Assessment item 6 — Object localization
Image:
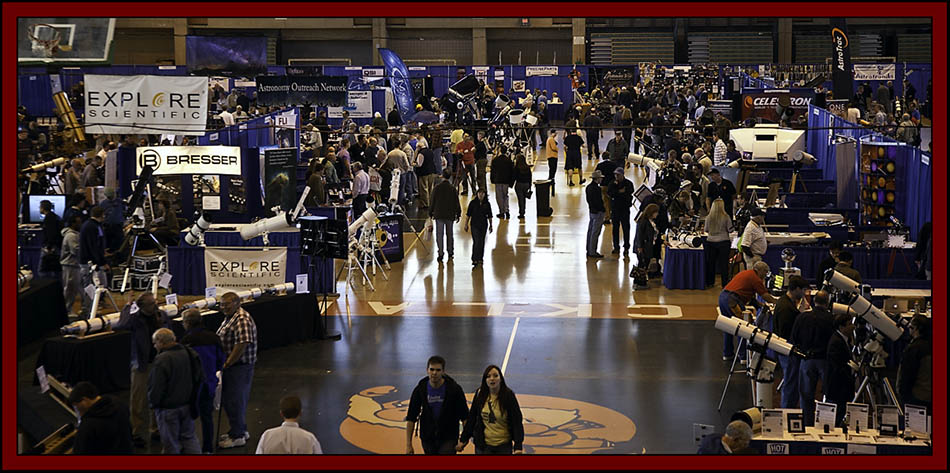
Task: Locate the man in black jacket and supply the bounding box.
[430,171,462,263]
[825,314,856,427]
[78,206,110,318]
[607,168,634,256]
[789,290,834,426]
[489,149,514,220]
[68,381,134,455]
[586,170,606,258]
[405,356,469,455]
[148,328,203,454]
[772,275,810,408]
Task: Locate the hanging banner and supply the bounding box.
[741,89,814,122]
[209,76,231,92]
[329,90,373,118]
[255,76,347,107]
[829,18,854,103]
[706,100,734,121]
[286,65,323,76]
[853,64,896,81]
[526,66,558,77]
[473,66,490,84]
[84,74,208,135]
[262,147,298,212]
[136,146,241,176]
[378,48,414,124]
[205,247,287,292]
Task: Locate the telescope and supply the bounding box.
[791,150,816,165]
[389,169,401,205]
[20,157,67,174]
[239,186,311,241]
[626,153,663,171]
[126,165,155,218]
[182,296,218,311]
[184,212,213,246]
[60,304,178,337]
[715,314,805,359]
[823,269,904,341]
[264,282,296,295]
[349,207,379,238]
[52,90,86,143]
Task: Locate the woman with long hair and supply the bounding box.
[703,198,733,287]
[512,154,532,220]
[457,365,525,454]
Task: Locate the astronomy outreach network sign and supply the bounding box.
[136,146,242,176]
[84,74,208,135]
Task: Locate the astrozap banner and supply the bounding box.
[378,48,414,124]
[136,146,241,176]
[255,76,347,107]
[205,247,286,292]
[84,75,208,135]
[830,18,854,103]
[262,147,298,212]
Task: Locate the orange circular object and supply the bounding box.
[877,207,887,217]
[877,147,885,158]
[877,177,886,188]
[886,161,896,173]
[886,191,895,203]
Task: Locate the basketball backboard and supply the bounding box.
[17,18,115,64]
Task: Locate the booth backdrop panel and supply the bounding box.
[764,208,859,226]
[18,278,69,345]
[663,248,706,290]
[763,245,918,282]
[18,74,55,117]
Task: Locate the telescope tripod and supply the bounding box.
[87,267,119,319]
[391,203,430,255]
[851,342,903,418]
[117,226,166,293]
[717,308,778,411]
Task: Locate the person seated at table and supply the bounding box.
[148,199,180,247]
[696,420,755,455]
[833,251,861,283]
[815,240,843,287]
[668,188,695,230]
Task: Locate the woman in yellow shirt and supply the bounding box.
[457,365,525,454]
[545,130,560,196]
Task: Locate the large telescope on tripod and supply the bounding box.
[823,269,904,341]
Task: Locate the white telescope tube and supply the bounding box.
[61,304,179,336]
[845,294,904,341]
[183,297,217,310]
[389,169,402,205]
[714,314,800,357]
[264,282,296,294]
[184,213,213,246]
[349,208,378,238]
[21,157,68,173]
[823,269,861,294]
[240,212,294,240]
[627,153,663,171]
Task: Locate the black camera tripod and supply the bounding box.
[116,222,166,293]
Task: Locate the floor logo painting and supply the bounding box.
[340,386,637,454]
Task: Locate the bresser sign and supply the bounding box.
[136,146,242,176]
[84,75,208,135]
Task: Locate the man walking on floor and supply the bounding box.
[405,356,469,455]
[430,171,462,263]
[586,170,606,258]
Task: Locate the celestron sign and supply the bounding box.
[84,75,208,135]
[136,146,242,176]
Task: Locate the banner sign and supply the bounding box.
[209,76,230,92]
[255,76,347,107]
[830,18,854,102]
[262,147,298,212]
[286,65,323,76]
[827,99,849,117]
[136,146,241,176]
[741,88,814,122]
[84,75,208,135]
[526,66,558,77]
[205,247,287,292]
[707,99,734,121]
[362,68,385,83]
[378,48,414,124]
[329,90,373,118]
[599,67,636,87]
[853,63,896,81]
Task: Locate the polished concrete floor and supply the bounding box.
[19,131,757,455]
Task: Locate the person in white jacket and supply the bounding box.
[60,215,83,316]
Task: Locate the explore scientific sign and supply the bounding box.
[205,247,287,291]
[255,76,347,107]
[136,146,242,176]
[84,74,208,135]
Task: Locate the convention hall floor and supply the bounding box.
[18,132,761,455]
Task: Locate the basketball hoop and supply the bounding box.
[28,24,71,58]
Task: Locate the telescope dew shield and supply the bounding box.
[824,269,861,295]
[845,293,904,341]
[52,91,86,143]
[714,314,795,357]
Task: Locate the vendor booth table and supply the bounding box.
[18,279,69,345]
[35,293,319,394]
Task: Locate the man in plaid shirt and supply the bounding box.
[216,292,258,449]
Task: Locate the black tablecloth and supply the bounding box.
[18,278,69,345]
[35,331,131,393]
[171,293,319,351]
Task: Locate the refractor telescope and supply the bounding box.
[60,304,178,337]
[823,269,904,341]
[20,157,67,174]
[715,314,805,359]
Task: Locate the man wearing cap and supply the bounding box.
[740,208,767,269]
[586,170,606,258]
[607,168,635,256]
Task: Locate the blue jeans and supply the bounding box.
[799,358,826,426]
[777,354,800,408]
[222,363,254,439]
[718,291,746,361]
[155,405,201,454]
[587,212,605,255]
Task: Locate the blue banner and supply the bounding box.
[378,48,414,124]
